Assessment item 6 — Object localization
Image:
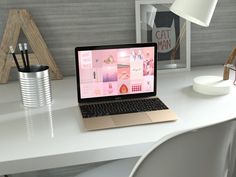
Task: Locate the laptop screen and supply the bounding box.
[75,43,157,102]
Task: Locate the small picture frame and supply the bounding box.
[135,0,191,72]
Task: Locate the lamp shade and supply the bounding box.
[170,0,218,27]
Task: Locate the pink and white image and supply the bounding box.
[78,46,155,99]
[142,75,154,92]
[79,51,92,69]
[80,83,103,98]
[117,50,130,65]
[118,67,130,80]
[103,82,118,95]
[118,80,130,94]
[130,60,143,81]
[102,66,117,82]
[131,83,142,92]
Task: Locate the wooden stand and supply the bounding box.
[0,9,63,83]
[223,47,236,80]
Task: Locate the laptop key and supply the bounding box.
[80,98,168,118]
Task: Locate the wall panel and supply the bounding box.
[0,0,235,77]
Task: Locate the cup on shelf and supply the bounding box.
[18,65,52,108]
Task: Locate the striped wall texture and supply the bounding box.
[0,0,236,78]
[0,0,136,79]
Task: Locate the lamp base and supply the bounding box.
[193,76,231,95]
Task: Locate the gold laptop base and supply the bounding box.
[83,109,177,131]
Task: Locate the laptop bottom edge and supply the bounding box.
[83,109,177,131]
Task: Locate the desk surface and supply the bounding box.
[1,65,236,175]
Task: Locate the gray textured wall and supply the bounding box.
[192,0,236,66]
[0,0,236,78]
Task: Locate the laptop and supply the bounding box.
[75,43,177,130]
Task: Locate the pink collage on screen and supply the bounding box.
[79,47,155,99]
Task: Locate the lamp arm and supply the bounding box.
[171,22,186,60]
[223,47,236,80]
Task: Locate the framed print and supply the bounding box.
[135,0,191,72]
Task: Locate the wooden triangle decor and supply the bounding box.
[0,9,63,83]
[223,47,236,80]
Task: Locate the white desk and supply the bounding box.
[0,65,236,175]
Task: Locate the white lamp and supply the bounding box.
[170,0,233,95]
[170,0,218,27]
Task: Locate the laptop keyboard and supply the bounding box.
[80,98,168,118]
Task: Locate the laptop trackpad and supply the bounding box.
[83,116,115,130]
[112,113,151,127]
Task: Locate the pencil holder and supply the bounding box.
[18,65,52,108]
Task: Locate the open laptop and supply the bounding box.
[75,43,177,130]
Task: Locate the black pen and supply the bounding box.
[24,43,30,72]
[18,43,27,71]
[9,46,21,71]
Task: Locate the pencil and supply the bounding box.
[18,43,27,71]
[9,46,21,71]
[24,43,30,71]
